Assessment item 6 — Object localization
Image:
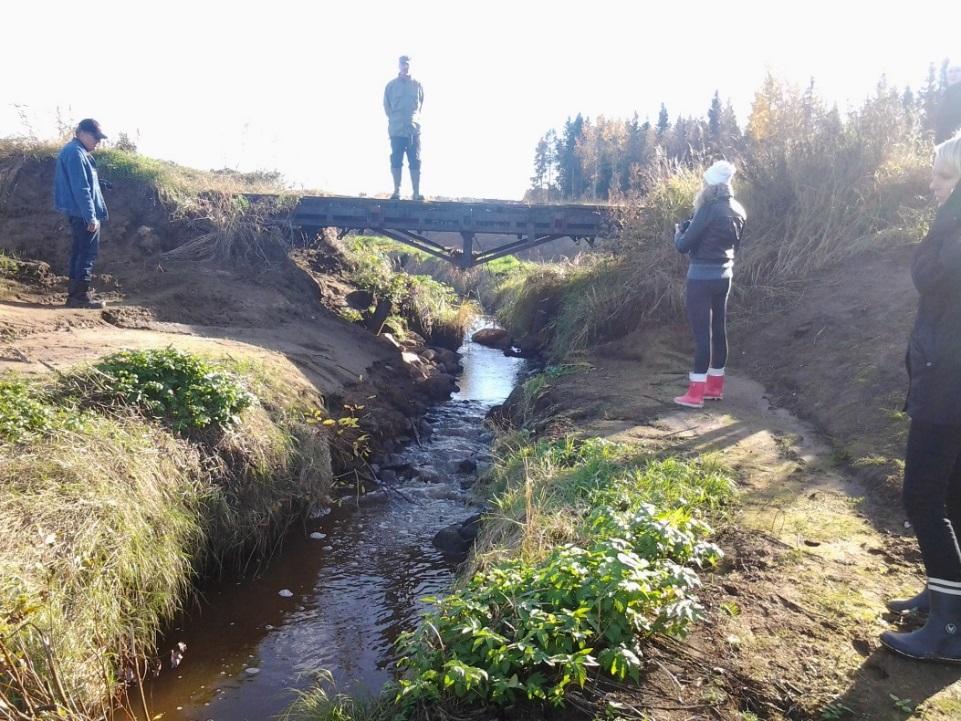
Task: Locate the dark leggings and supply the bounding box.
[903,419,961,582]
[685,277,731,374]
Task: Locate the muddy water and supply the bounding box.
[141,321,526,721]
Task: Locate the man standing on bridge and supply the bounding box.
[384,54,424,200]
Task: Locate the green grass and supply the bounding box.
[0,378,84,443]
[0,138,288,200]
[339,236,477,349]
[66,347,255,435]
[0,349,334,718]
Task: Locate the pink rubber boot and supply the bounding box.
[704,368,725,400]
[674,374,707,408]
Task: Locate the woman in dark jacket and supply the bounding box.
[881,134,961,663]
[673,161,747,408]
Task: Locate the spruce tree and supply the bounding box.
[656,103,670,138]
[708,91,723,148]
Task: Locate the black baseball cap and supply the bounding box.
[77,118,107,140]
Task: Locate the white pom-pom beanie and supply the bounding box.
[704,160,737,186]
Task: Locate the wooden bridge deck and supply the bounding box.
[282,195,620,268]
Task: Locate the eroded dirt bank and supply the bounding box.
[497,323,960,720]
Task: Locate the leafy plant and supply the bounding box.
[890,694,914,714]
[392,443,727,711]
[79,347,254,433]
[0,379,80,443]
[821,701,854,720]
[307,404,371,462]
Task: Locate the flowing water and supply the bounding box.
[141,321,526,721]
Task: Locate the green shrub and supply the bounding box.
[79,347,254,433]
[0,380,79,443]
[392,438,731,711]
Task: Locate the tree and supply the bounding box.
[707,91,723,149]
[656,103,670,138]
[555,115,587,200]
[619,113,648,193]
[720,101,742,150]
[920,62,940,133]
[531,135,551,193]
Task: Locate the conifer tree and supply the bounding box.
[656,103,670,138]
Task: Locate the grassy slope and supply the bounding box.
[0,351,332,716]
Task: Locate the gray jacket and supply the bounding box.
[383,75,423,138]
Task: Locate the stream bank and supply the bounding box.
[139,320,527,721]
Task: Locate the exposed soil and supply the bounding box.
[734,245,917,495]
[509,321,961,720]
[0,153,460,458]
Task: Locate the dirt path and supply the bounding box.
[535,330,961,720]
[0,301,395,393]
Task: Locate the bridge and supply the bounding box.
[286,196,620,269]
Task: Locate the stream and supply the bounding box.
[141,320,527,721]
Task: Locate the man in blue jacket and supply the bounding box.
[53,118,109,308]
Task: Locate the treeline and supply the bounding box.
[528,60,955,202]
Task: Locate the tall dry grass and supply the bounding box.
[496,126,931,358]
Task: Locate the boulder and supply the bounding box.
[472,327,511,349]
[421,373,457,401]
[457,459,478,474]
[433,524,471,555]
[457,514,483,542]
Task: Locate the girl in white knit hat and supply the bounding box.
[672,160,747,408]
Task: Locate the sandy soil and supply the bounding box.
[0,301,389,393]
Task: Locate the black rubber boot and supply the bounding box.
[887,588,930,615]
[881,587,961,663]
[66,280,106,309]
[390,167,402,200]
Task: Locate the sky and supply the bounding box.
[1,0,957,200]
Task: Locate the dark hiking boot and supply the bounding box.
[881,586,961,663]
[64,279,80,306]
[887,588,930,615]
[65,280,106,309]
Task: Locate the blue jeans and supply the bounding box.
[68,216,100,282]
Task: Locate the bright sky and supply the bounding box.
[1,0,956,200]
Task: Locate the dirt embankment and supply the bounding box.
[489,242,961,719]
[0,152,461,448]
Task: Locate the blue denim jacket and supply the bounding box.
[53,139,108,223]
